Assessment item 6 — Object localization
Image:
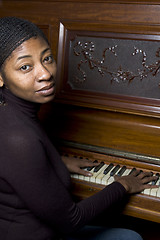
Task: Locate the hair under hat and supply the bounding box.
[0,16,49,69]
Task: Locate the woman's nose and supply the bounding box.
[36,64,51,81]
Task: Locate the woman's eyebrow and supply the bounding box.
[41,47,51,56]
[16,55,32,62]
[16,48,51,62]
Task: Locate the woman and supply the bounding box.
[0,17,157,240]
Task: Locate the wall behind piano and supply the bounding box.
[1,0,160,159]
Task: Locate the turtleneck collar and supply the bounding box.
[2,87,41,119]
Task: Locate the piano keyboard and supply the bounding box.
[71,161,160,198]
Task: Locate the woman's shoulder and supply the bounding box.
[0,125,40,153]
[0,112,40,144]
[0,104,46,155]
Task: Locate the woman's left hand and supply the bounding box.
[61,155,99,176]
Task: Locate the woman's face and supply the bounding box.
[0,36,57,104]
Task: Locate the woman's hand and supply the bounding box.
[115,170,159,194]
[61,155,99,176]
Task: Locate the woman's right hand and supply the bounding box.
[114,170,159,194]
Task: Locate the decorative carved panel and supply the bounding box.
[56,21,160,116]
[69,36,160,98]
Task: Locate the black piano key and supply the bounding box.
[117,166,127,176]
[103,163,114,175]
[110,165,120,176]
[150,172,153,176]
[93,162,105,172]
[152,173,160,185]
[134,169,143,176]
[86,160,98,171]
[138,170,143,174]
[129,167,136,175]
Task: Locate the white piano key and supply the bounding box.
[101,166,114,185]
[107,176,115,184]
[83,175,91,181]
[156,182,160,197]
[150,174,159,196]
[78,174,85,180]
[78,167,90,180]
[85,167,95,182]
[151,173,160,185]
[143,173,155,195]
[150,179,160,197]
[83,165,96,182]
[143,172,157,195]
[89,163,106,183]
[71,173,79,179]
[95,164,109,184]
[121,168,132,176]
[143,184,151,195]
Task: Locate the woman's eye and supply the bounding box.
[44,55,53,63]
[20,65,31,71]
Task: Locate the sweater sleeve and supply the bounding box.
[0,128,126,235]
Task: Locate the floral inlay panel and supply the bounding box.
[67,36,160,99]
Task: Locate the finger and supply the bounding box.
[143,183,159,189]
[141,175,159,184]
[137,171,153,179]
[84,161,99,167]
[149,185,159,189]
[114,175,120,181]
[79,160,99,168]
[129,169,140,176]
[77,169,93,176]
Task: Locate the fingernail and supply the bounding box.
[87,173,92,176]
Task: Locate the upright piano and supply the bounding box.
[39,7,160,238]
[40,17,160,222]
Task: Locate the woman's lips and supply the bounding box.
[36,83,55,96]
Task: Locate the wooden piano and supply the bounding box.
[2,0,160,239]
[44,11,160,227]
[38,2,160,238]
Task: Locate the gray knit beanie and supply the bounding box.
[0,16,49,68]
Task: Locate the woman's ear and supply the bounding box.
[0,74,4,87]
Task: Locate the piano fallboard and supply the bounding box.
[60,146,160,224]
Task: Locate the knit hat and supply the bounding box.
[0,16,49,68]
